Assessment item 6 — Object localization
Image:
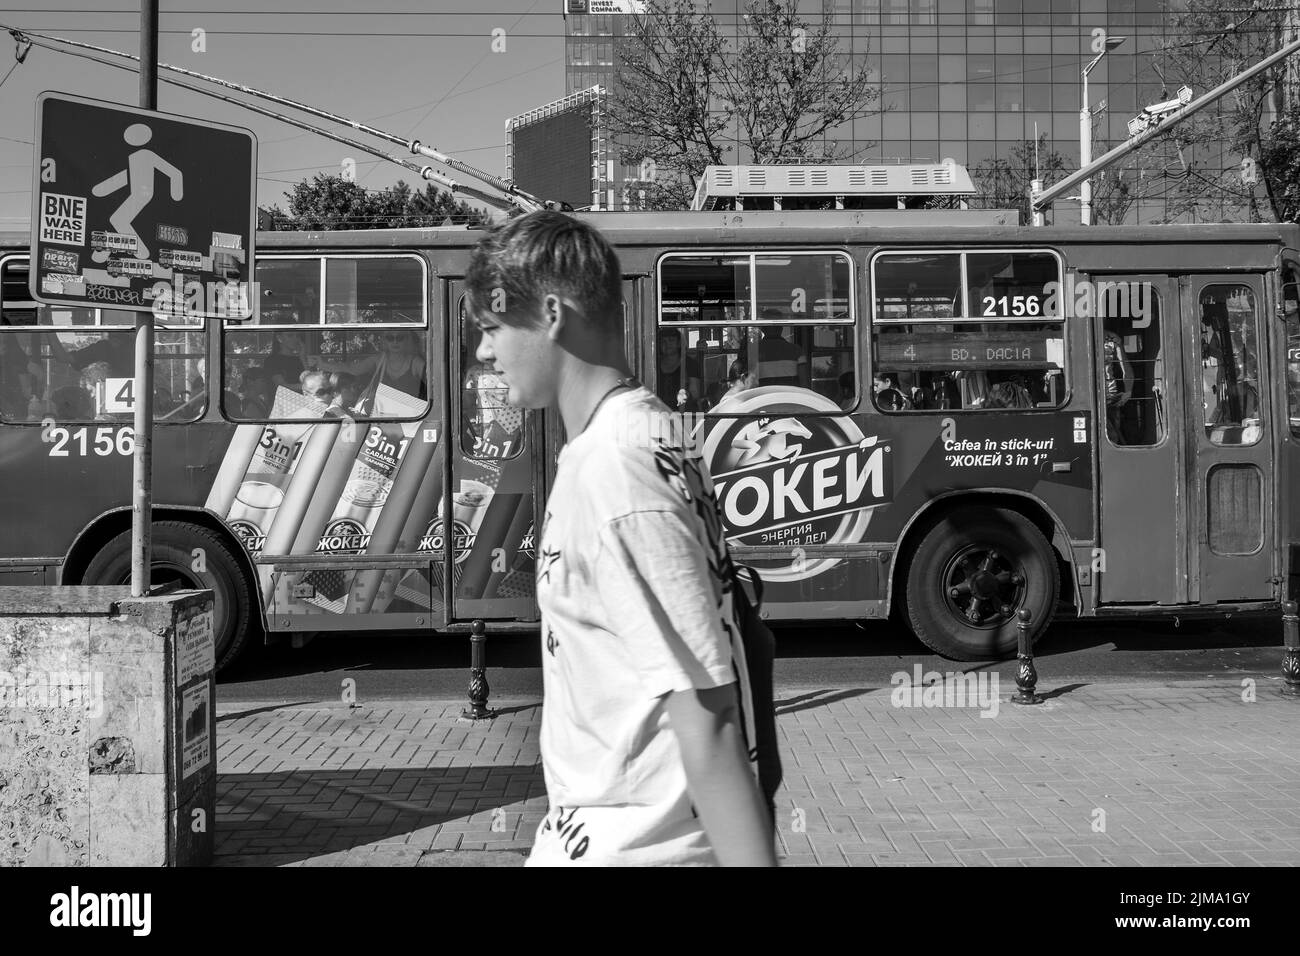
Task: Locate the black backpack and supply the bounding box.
[730,564,782,828]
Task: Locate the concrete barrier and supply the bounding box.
[0,586,216,866]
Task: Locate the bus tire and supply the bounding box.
[903,506,1059,661]
[81,521,256,673]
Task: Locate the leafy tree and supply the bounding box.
[1259,102,1300,224]
[1150,1,1294,222]
[259,174,490,230]
[607,0,883,209]
[972,137,1070,225]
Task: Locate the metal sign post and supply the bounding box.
[132,0,157,597]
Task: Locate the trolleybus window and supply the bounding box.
[657,251,854,411]
[459,296,523,459]
[1199,284,1261,446]
[0,255,206,423]
[1282,262,1300,437]
[1100,288,1165,447]
[223,254,428,422]
[871,250,1065,412]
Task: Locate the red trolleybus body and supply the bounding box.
[1,213,1296,669]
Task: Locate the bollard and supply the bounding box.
[1282,601,1300,698]
[1011,608,1044,706]
[462,619,496,720]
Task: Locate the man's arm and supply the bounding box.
[664,684,777,867]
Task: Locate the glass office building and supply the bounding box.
[561,0,1253,222]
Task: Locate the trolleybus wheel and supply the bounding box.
[903,506,1059,661]
[82,522,255,673]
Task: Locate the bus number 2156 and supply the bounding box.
[43,423,136,457]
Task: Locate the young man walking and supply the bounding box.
[464,211,776,867]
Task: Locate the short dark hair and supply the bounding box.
[464,211,622,330]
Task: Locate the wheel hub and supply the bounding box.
[943,545,1027,630]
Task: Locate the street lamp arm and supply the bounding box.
[1036,32,1300,215]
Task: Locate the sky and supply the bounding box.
[0,0,569,231]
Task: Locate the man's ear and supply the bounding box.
[541,292,565,341]
[543,292,580,342]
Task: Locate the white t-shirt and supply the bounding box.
[526,385,756,867]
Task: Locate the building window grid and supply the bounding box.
[563,3,1171,219]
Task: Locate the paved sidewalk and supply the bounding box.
[215,677,1300,866]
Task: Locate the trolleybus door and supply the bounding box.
[1095,275,1187,603]
[1179,274,1275,603]
[1098,273,1275,605]
[1279,255,1300,564]
[447,281,541,622]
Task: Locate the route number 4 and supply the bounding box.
[105,377,135,413]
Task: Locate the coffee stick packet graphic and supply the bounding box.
[476,492,534,601]
[349,429,445,615]
[206,423,264,516]
[260,412,352,610]
[454,482,525,600]
[212,386,329,555]
[306,383,425,613]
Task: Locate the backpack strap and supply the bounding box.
[731,561,764,611]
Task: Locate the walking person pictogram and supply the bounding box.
[91,122,184,262]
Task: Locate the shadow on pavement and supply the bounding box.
[215,764,544,866]
[216,701,319,723]
[776,687,876,715]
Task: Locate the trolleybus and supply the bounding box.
[1,211,1297,671]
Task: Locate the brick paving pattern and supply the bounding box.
[215,680,1300,866]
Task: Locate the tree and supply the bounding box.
[259,174,490,230]
[1259,102,1300,223]
[606,0,883,209]
[1151,1,1296,222]
[972,137,1070,225]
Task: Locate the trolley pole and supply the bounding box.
[130,0,157,597]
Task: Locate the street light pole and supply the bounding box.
[1080,35,1126,226]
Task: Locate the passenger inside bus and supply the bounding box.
[873,371,910,410]
[1201,290,1261,443]
[655,329,702,410]
[723,358,757,399]
[314,328,427,401]
[0,330,39,420]
[756,313,810,387]
[239,366,273,418]
[45,331,135,378]
[263,328,308,390]
[838,371,855,410]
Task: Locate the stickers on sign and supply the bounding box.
[160,248,203,269]
[106,258,154,278]
[90,230,139,253]
[39,192,86,246]
[41,275,65,295]
[176,607,215,685]
[1073,416,1086,430]
[180,682,210,780]
[211,231,242,250]
[1074,429,1087,443]
[41,247,79,275]
[157,223,188,245]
